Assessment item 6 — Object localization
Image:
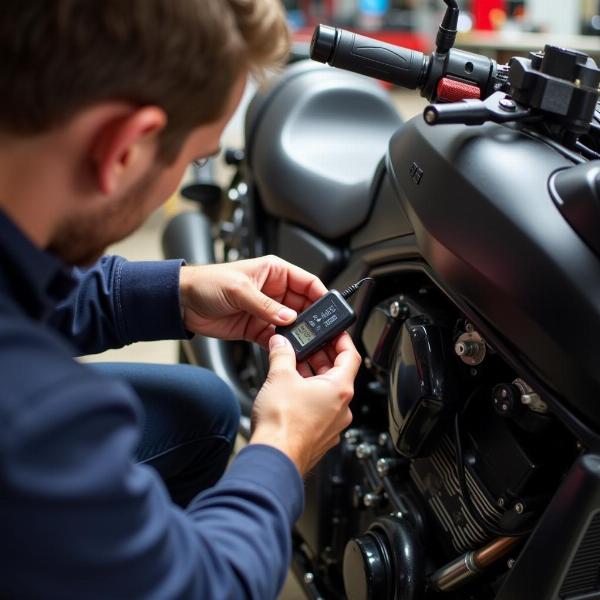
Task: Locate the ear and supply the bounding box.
[91,106,167,195]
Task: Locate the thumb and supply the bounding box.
[239,285,297,325]
[268,335,297,375]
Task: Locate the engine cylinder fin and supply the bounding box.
[410,435,504,552]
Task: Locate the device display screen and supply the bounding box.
[291,321,316,347]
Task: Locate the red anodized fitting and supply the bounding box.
[437,77,481,102]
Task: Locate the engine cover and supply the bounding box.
[388,316,456,458]
[343,515,423,600]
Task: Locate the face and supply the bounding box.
[48,74,247,265]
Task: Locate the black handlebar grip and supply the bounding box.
[311,25,429,90]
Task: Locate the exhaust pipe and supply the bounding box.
[162,211,254,435]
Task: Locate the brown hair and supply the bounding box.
[0,0,289,160]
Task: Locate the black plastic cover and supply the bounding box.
[497,454,600,600]
[388,317,455,458]
[351,161,414,249]
[277,222,342,282]
[550,162,600,258]
[509,47,600,133]
[387,115,600,434]
[246,60,402,240]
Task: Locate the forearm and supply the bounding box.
[48,256,189,354]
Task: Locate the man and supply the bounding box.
[0,1,361,599]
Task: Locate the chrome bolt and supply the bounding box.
[470,368,478,376]
[378,433,389,447]
[363,493,384,508]
[507,558,516,569]
[497,497,505,508]
[356,443,374,460]
[455,341,467,355]
[344,429,360,444]
[424,107,437,125]
[499,98,517,112]
[377,458,391,477]
[514,502,524,514]
[390,301,401,318]
[455,340,482,357]
[304,573,315,584]
[465,323,475,333]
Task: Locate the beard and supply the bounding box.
[47,170,161,266]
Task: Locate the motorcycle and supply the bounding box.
[162,1,600,597]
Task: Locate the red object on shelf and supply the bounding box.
[473,0,507,31]
[437,77,481,102]
[299,0,334,26]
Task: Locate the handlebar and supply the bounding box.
[310,25,523,128]
[311,25,429,91]
[309,1,600,140]
[310,25,497,104]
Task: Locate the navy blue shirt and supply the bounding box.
[0,211,304,599]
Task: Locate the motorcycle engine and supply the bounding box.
[333,275,578,599]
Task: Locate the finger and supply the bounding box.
[280,289,316,313]
[238,283,298,326]
[267,335,297,375]
[322,341,337,365]
[283,262,328,301]
[253,323,276,349]
[249,256,327,306]
[324,333,362,381]
[307,348,334,376]
[297,360,313,378]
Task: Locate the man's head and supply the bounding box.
[0,0,289,263]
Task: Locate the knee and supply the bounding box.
[210,373,241,445]
[182,366,241,445]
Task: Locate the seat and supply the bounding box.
[245,61,403,240]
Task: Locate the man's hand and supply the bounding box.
[249,333,362,477]
[179,256,328,348]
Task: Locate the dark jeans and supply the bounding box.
[91,362,240,507]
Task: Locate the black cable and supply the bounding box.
[340,277,374,300]
[521,127,586,165]
[453,410,534,538]
[576,141,600,160]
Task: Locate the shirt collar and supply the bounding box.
[0,210,76,320]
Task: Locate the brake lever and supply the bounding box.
[423,91,536,126]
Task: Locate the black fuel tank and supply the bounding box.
[387,117,600,430]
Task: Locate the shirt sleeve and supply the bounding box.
[0,327,304,599]
[48,255,190,354]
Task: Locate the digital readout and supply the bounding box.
[291,321,316,347]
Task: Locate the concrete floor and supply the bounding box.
[80,87,427,599]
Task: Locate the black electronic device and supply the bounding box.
[275,279,372,361]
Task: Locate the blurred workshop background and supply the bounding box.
[82,0,600,369]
